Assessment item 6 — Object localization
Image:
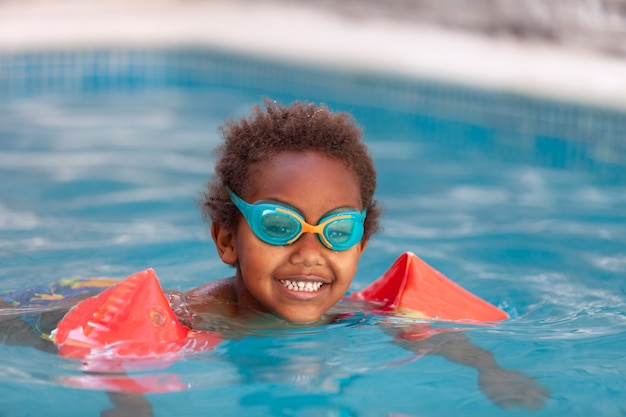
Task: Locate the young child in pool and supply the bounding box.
[0,100,548,412]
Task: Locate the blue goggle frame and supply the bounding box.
[227,188,366,251]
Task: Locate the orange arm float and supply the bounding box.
[53,269,222,360]
[348,252,509,322]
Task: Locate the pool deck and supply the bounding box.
[1,0,626,111]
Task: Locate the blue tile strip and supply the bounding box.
[1,47,624,180]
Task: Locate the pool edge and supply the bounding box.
[1,1,626,112]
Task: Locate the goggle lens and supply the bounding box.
[260,210,300,240]
[325,218,357,245]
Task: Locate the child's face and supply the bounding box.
[217,150,367,324]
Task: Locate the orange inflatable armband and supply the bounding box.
[53,269,222,360]
[348,252,508,322]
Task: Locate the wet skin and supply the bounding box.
[184,150,367,325]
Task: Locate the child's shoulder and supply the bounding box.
[181,277,238,318]
[184,277,235,299]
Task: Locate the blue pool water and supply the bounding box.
[1,50,625,417]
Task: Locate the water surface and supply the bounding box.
[1,70,625,417]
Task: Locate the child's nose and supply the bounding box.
[289,232,325,267]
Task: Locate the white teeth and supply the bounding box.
[280,279,324,292]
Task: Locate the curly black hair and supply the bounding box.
[201,99,381,241]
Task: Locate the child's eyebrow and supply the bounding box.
[323,206,363,215]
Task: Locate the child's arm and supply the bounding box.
[0,311,44,346]
[0,283,99,349]
[0,306,67,350]
[102,392,153,417]
[352,253,549,409]
[391,327,550,410]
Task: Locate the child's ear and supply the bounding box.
[357,239,368,257]
[211,222,238,265]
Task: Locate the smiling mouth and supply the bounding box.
[279,279,325,292]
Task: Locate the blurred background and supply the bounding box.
[1,0,626,108]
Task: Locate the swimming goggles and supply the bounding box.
[227,188,366,251]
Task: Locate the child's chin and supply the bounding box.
[282,312,326,326]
